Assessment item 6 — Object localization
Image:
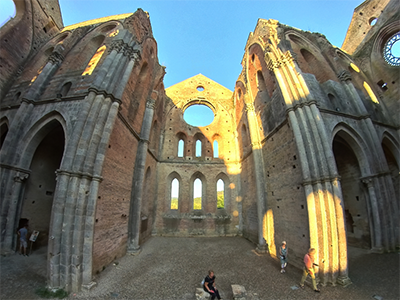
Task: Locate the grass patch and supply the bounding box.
[35,287,69,299]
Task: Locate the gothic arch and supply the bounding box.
[166,171,182,212]
[215,172,231,211]
[18,112,67,169]
[189,171,207,211]
[381,131,400,167]
[331,123,372,176]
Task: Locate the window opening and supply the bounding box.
[82,45,106,76]
[377,80,388,92]
[193,178,202,210]
[217,179,224,209]
[178,139,184,157]
[183,104,214,127]
[171,179,179,210]
[383,32,400,67]
[196,140,202,157]
[213,140,219,158]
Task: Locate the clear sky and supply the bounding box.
[0,0,362,90]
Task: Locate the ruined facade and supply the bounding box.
[0,0,398,293]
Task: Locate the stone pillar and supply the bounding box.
[127,93,157,253]
[24,51,64,101]
[245,102,267,252]
[362,177,383,252]
[2,171,29,252]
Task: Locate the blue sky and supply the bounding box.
[0,0,362,90]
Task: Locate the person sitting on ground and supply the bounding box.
[203,270,222,300]
[279,241,288,273]
[18,224,28,257]
[299,248,320,292]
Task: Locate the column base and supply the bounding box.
[127,246,141,255]
[370,246,384,254]
[337,275,352,287]
[82,281,97,291]
[255,244,268,254]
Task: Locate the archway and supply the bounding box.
[19,122,65,251]
[333,133,371,249]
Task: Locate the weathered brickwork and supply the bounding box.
[0,0,398,293]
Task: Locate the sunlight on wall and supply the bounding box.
[363,81,379,104]
[349,63,360,72]
[263,209,276,256]
[29,66,44,86]
[82,45,106,76]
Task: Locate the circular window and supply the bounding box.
[183,104,214,127]
[383,32,400,66]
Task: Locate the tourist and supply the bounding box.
[18,224,28,256]
[299,248,320,292]
[279,241,288,273]
[203,270,222,300]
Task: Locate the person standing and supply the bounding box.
[299,248,320,292]
[279,241,288,273]
[18,224,28,256]
[203,270,222,300]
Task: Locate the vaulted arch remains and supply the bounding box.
[332,130,371,249]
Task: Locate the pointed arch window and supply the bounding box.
[217,179,224,209]
[196,140,202,157]
[193,178,202,210]
[213,140,219,158]
[82,45,106,76]
[178,139,184,157]
[171,178,179,210]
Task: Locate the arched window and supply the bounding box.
[60,82,72,97]
[82,45,106,76]
[196,140,202,157]
[171,178,179,210]
[217,179,224,209]
[193,178,202,210]
[178,139,184,157]
[213,140,219,158]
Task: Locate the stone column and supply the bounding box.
[24,51,64,101]
[245,102,267,252]
[127,93,157,253]
[362,177,383,252]
[2,171,29,252]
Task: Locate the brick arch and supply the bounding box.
[166,171,183,211]
[287,32,337,83]
[215,172,231,211]
[193,132,206,158]
[189,171,207,211]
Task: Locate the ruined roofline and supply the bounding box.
[61,13,134,32]
[166,73,233,93]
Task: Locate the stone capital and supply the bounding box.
[337,70,352,82]
[245,102,255,112]
[48,52,64,65]
[14,172,29,182]
[146,98,156,110]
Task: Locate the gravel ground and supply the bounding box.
[1,236,399,300]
